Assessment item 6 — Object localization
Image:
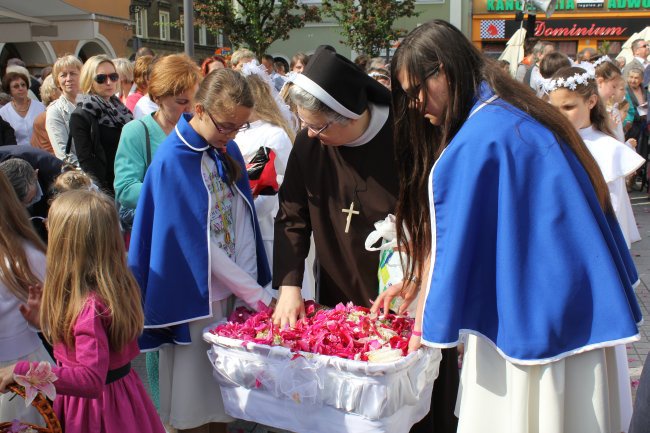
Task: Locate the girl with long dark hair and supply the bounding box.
[373,20,641,433]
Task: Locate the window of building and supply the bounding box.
[199,25,207,46]
[135,9,147,38]
[180,14,184,42]
[159,11,170,41]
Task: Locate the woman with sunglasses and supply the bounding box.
[0,71,45,146]
[129,69,273,433]
[69,55,133,193]
[373,20,641,433]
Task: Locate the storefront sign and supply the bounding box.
[477,0,650,12]
[534,21,626,36]
[501,17,647,38]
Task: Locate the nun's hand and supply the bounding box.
[272,285,305,329]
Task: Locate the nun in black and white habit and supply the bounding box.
[272,45,459,433]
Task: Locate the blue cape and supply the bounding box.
[128,114,271,350]
[421,85,642,364]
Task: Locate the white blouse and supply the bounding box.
[0,100,45,146]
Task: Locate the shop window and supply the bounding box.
[557,41,578,59]
[482,42,507,59]
[180,14,184,43]
[599,41,622,57]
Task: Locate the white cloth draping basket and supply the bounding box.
[203,325,441,433]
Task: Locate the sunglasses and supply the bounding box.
[206,111,250,134]
[404,64,442,101]
[94,73,119,84]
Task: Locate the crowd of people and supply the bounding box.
[0,18,648,433]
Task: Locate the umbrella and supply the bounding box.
[499,28,527,77]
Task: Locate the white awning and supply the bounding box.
[0,0,98,42]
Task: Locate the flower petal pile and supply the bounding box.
[213,301,415,362]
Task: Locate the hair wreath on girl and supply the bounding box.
[545,69,595,93]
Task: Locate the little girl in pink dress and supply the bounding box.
[0,190,164,433]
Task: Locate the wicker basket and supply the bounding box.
[0,384,61,433]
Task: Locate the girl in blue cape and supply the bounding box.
[128,69,273,433]
[373,20,642,433]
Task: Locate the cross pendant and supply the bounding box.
[342,201,360,234]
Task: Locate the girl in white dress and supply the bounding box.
[549,66,644,248]
[549,66,644,433]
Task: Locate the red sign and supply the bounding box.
[535,21,628,38]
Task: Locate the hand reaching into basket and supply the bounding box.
[19,284,43,329]
[272,285,305,328]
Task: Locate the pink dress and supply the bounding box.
[14,295,164,433]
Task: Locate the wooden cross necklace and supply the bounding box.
[341,201,359,234]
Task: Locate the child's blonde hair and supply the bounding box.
[41,190,144,350]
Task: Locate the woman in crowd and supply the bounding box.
[114,58,135,106]
[46,55,83,161]
[201,55,227,76]
[373,20,641,433]
[0,170,53,425]
[69,55,133,193]
[126,55,154,113]
[30,75,60,154]
[129,69,273,433]
[0,71,45,146]
[624,66,648,158]
[235,66,295,268]
[115,53,201,230]
[290,52,309,73]
[115,54,201,411]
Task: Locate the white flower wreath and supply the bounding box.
[593,55,613,68]
[544,69,595,93]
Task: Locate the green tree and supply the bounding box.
[195,0,322,58]
[322,0,419,57]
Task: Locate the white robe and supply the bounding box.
[579,125,644,248]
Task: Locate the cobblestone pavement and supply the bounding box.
[133,191,650,432]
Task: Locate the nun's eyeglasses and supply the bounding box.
[404,64,441,101]
[299,117,332,136]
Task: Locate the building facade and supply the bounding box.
[265,0,471,62]
[0,0,132,74]
[472,0,650,58]
[129,0,222,61]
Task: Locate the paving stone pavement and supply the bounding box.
[628,191,650,394]
[132,191,650,432]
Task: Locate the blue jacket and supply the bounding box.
[128,114,271,350]
[421,84,641,363]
